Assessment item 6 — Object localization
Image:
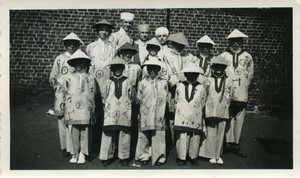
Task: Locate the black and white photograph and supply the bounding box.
[1,0,299,177]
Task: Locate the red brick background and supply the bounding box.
[9,8,292,118]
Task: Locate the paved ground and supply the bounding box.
[8,95,293,173]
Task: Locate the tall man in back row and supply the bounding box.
[221,29,254,157]
[112,12,135,48]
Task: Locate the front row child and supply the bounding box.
[135,57,168,166]
[199,55,232,165]
[60,50,96,164]
[174,64,206,166]
[99,56,133,166]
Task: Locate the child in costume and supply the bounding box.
[99,56,133,166]
[60,50,96,164]
[174,64,206,166]
[199,55,232,165]
[135,57,168,166]
[49,32,83,157]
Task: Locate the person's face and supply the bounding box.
[72,59,88,73]
[172,42,185,53]
[156,34,168,45]
[147,65,161,79]
[111,64,125,77]
[211,64,227,77]
[228,38,243,51]
[120,50,135,62]
[147,45,160,56]
[121,20,133,32]
[198,43,213,56]
[97,25,112,40]
[139,30,150,42]
[184,73,199,84]
[64,40,80,54]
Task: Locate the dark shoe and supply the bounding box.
[120,159,129,166]
[102,159,113,166]
[223,143,232,154]
[155,162,165,166]
[190,159,198,166]
[141,160,149,165]
[176,159,186,166]
[233,144,246,157]
[62,149,70,157]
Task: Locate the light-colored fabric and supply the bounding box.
[102,78,132,129]
[123,63,142,88]
[86,37,117,96]
[137,76,168,131]
[60,73,96,125]
[58,117,67,150]
[221,51,254,102]
[135,130,166,165]
[174,82,206,133]
[58,117,72,154]
[176,132,201,160]
[192,55,212,78]
[205,76,232,119]
[141,55,169,81]
[135,39,148,65]
[50,52,74,116]
[99,130,131,160]
[70,125,89,155]
[164,50,194,112]
[199,120,226,159]
[112,28,133,48]
[225,108,246,143]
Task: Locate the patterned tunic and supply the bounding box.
[221,49,254,102]
[102,76,132,131]
[174,81,206,133]
[49,52,74,116]
[164,50,194,112]
[60,73,96,125]
[137,74,168,131]
[86,37,117,96]
[205,75,232,119]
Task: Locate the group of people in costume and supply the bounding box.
[49,12,254,167]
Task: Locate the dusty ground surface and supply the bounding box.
[8,95,292,171]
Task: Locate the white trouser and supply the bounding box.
[176,131,201,160]
[58,117,72,152]
[199,120,226,159]
[225,109,246,144]
[135,130,166,165]
[99,130,131,160]
[69,125,89,155]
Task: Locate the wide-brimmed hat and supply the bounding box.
[107,56,127,66]
[67,50,91,66]
[167,32,189,47]
[211,55,228,66]
[181,64,204,74]
[226,29,248,39]
[118,42,138,54]
[62,32,84,45]
[196,35,215,46]
[142,57,162,68]
[146,38,161,49]
[92,19,114,29]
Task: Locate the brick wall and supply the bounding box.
[9,8,292,116]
